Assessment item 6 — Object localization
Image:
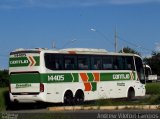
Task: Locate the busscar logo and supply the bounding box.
[16,83,31,88]
[2,113,18,119]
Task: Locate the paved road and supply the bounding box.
[2,109,160,119]
[6,96,150,111]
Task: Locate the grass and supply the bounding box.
[145,82,160,105]
[85,98,146,107]
[146,82,160,95]
[0,87,9,111]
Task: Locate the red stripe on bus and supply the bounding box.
[68,51,76,54]
[84,83,92,91]
[80,73,88,82]
[93,73,100,81]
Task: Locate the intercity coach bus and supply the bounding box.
[9,48,146,104]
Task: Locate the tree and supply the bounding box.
[119,46,141,56]
[0,70,9,87]
[143,51,160,75]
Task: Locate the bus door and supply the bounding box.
[135,57,145,84]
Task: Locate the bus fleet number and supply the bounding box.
[48,75,64,82]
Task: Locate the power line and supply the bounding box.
[118,36,153,52]
[90,28,114,46]
[90,27,154,53]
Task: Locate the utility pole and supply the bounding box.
[114,26,118,52]
[52,41,56,49]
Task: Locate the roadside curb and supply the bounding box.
[48,105,160,111]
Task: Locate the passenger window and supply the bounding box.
[91,56,102,70]
[102,56,113,70]
[64,56,76,70]
[78,56,89,70]
[125,56,135,70]
[44,53,63,70]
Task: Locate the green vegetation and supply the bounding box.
[0,70,10,111]
[143,51,160,76]
[119,46,141,56]
[144,82,160,105]
[87,99,139,106]
[0,88,8,111]
[119,46,160,76]
[146,82,160,95]
[0,70,9,87]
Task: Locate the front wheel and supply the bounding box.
[127,88,135,100]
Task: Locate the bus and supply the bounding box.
[9,48,146,104]
[144,64,157,82]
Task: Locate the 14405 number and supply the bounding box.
[48,75,64,81]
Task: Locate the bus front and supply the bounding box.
[9,49,45,103]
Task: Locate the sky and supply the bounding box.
[0,0,160,69]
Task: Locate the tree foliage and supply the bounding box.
[119,47,160,75]
[0,70,9,87]
[143,51,160,75]
[119,46,141,56]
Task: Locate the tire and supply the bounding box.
[64,91,73,105]
[127,88,135,100]
[74,90,84,105]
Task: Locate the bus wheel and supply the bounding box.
[127,87,135,100]
[64,90,73,105]
[74,90,84,105]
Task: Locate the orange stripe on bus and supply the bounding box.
[29,56,35,66]
[93,73,100,81]
[84,83,92,91]
[80,73,88,82]
[68,51,76,54]
[130,72,133,80]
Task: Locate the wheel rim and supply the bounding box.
[64,92,73,105]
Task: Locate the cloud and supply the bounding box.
[108,0,160,5]
[0,0,32,9]
[0,0,160,10]
[155,42,160,52]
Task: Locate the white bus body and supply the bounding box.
[9,48,146,104]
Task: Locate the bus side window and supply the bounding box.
[113,56,119,70]
[44,53,62,70]
[64,55,76,70]
[78,63,83,69]
[125,56,135,70]
[103,64,112,69]
[65,60,74,70]
[78,56,89,70]
[127,64,132,70]
[91,56,102,70]
[102,56,113,70]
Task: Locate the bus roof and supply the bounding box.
[11,48,140,57]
